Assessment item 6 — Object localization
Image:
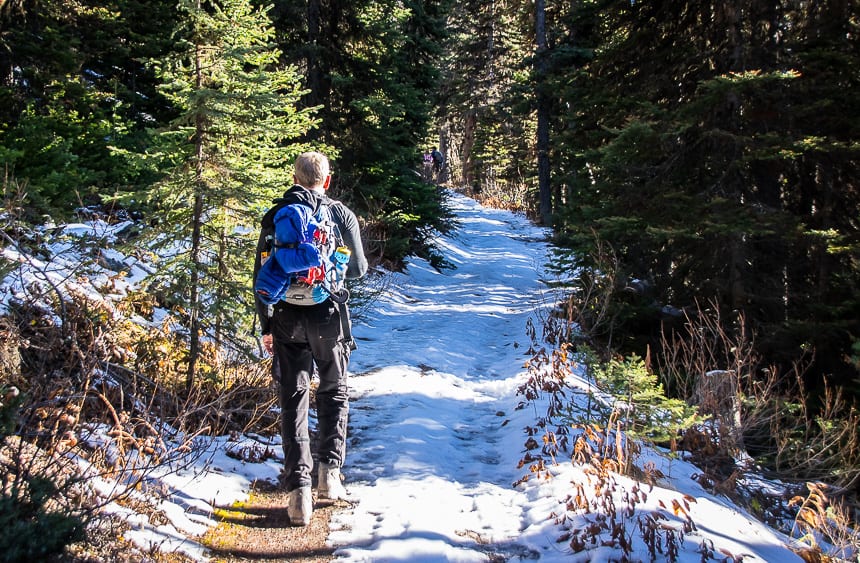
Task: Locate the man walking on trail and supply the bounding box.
[254,151,368,526]
[422,148,433,181]
[431,147,444,180]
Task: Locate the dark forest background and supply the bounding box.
[1,0,858,493]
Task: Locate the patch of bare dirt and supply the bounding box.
[199,479,346,563]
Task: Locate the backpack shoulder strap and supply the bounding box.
[263,188,318,228]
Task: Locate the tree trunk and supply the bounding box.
[214,224,227,345]
[438,122,450,185]
[187,190,203,390]
[461,109,477,190]
[535,0,552,225]
[186,30,204,390]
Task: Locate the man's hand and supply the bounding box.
[262,333,273,355]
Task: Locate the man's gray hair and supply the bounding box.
[294,152,330,188]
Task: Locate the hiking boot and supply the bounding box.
[318,462,348,500]
[287,486,312,526]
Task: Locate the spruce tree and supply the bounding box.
[143,0,318,387]
[0,0,174,214]
[552,1,860,397]
[440,0,533,203]
[272,0,455,266]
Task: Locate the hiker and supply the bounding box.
[422,149,433,181]
[430,147,445,183]
[253,151,368,527]
[431,147,444,175]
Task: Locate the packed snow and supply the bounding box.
[1,191,804,561]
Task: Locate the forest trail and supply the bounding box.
[325,191,553,560]
[196,190,552,562]
[149,190,800,562]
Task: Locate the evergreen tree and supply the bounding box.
[141,0,318,386]
[534,0,551,224]
[439,0,533,204]
[0,0,177,215]
[553,1,860,396]
[271,0,455,266]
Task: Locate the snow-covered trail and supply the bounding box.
[350,192,550,380]
[326,191,803,563]
[331,191,555,561]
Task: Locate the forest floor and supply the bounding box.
[71,387,343,563]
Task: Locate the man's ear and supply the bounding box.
[323,175,332,190]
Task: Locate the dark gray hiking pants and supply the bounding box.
[270,300,352,492]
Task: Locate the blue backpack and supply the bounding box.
[255,201,350,305]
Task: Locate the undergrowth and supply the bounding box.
[514,311,706,561]
[514,239,859,561]
[0,287,276,559]
[0,190,279,559]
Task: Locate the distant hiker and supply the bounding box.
[253,151,368,527]
[422,149,433,181]
[430,147,445,184]
[431,147,444,174]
